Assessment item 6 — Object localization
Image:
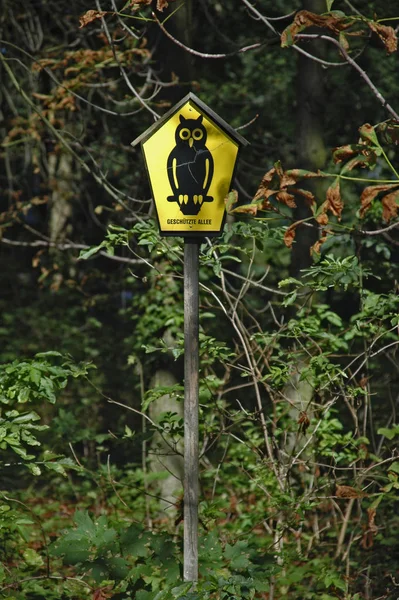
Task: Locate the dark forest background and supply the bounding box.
[0,0,398,598]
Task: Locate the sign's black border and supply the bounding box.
[132,93,249,238]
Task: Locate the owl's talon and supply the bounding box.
[198,194,203,204]
[178,194,183,204]
[193,195,197,204]
[184,195,189,204]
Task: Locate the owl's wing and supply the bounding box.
[167,150,178,195]
[203,152,214,194]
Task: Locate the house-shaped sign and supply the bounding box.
[132,93,248,237]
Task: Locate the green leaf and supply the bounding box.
[79,244,104,260]
[35,351,63,358]
[17,388,30,403]
[27,463,41,476]
[12,411,40,424]
[324,573,346,591]
[378,425,399,440]
[388,461,399,474]
[74,510,96,537]
[326,0,335,9]
[120,524,151,557]
[23,548,44,568]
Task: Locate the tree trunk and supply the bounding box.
[291,0,327,276]
[149,369,184,516]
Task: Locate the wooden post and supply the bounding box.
[183,239,199,582]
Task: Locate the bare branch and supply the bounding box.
[359,220,399,236]
[152,11,263,59]
[0,237,145,266]
[96,0,160,119]
[296,34,399,121]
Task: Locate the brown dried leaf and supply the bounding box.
[280,173,297,188]
[367,507,378,533]
[368,21,397,54]
[276,190,296,208]
[361,507,378,549]
[341,152,378,173]
[360,183,399,218]
[283,223,298,248]
[92,586,113,600]
[377,121,399,145]
[298,411,310,433]
[79,10,109,28]
[326,179,343,220]
[253,167,276,201]
[381,188,399,222]
[157,0,176,10]
[284,168,321,182]
[232,203,259,216]
[130,0,151,6]
[281,10,354,47]
[316,211,329,226]
[310,234,328,255]
[291,187,316,207]
[336,485,366,499]
[333,144,359,164]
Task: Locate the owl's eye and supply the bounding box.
[192,128,204,141]
[179,128,191,140]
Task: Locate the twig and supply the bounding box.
[107,399,159,428]
[107,454,128,508]
[152,11,263,58]
[96,0,160,118]
[335,498,355,558]
[240,0,348,67]
[1,237,144,266]
[359,220,399,236]
[296,34,399,121]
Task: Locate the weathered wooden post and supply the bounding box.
[133,93,247,582]
[183,239,199,580]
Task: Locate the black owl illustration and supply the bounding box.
[167,114,214,216]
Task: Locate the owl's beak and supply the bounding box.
[189,137,193,148]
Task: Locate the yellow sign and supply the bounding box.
[133,94,247,237]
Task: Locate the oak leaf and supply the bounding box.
[79,10,109,28]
